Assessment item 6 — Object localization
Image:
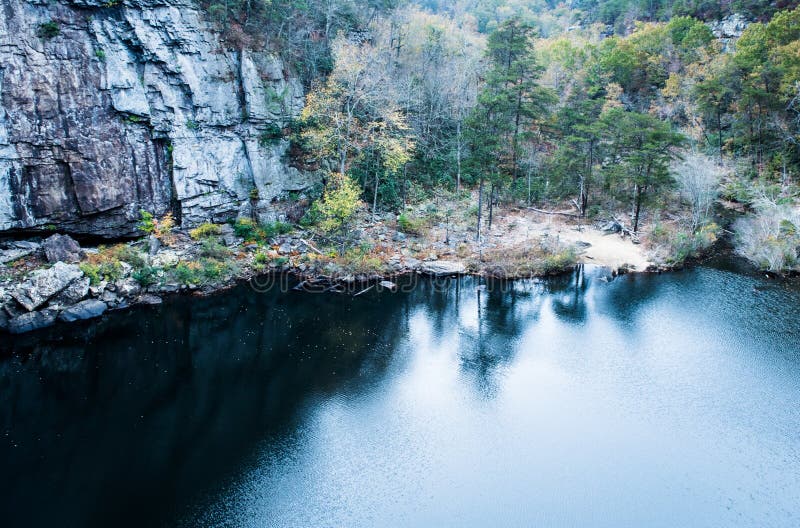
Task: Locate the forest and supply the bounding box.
[202,0,800,271]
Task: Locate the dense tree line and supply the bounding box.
[199,0,800,267]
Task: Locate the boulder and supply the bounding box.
[49,277,91,308]
[379,280,397,291]
[601,221,622,234]
[116,278,142,298]
[12,262,84,311]
[58,300,107,323]
[138,294,163,305]
[8,309,58,334]
[42,234,82,263]
[420,260,466,276]
[0,247,34,265]
[148,235,161,256]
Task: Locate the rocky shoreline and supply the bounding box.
[5,198,700,336]
[0,222,600,335]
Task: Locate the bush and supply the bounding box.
[735,203,800,272]
[258,123,283,146]
[233,218,258,240]
[314,173,362,233]
[80,261,122,285]
[132,266,159,287]
[138,210,176,245]
[79,244,146,284]
[397,213,424,235]
[38,21,60,40]
[651,222,720,265]
[190,222,222,240]
[262,221,293,238]
[199,238,230,259]
[172,262,202,285]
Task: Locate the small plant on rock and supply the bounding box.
[190,222,222,240]
[38,21,60,40]
[138,210,176,245]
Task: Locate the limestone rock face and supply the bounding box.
[0,0,315,238]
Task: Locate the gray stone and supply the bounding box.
[101,290,120,305]
[49,277,91,308]
[12,262,84,311]
[379,280,397,291]
[148,235,162,256]
[392,232,407,242]
[0,248,34,265]
[42,234,82,263]
[160,283,180,293]
[58,300,107,323]
[9,309,58,334]
[420,261,466,276]
[90,281,108,297]
[116,278,141,298]
[138,294,163,305]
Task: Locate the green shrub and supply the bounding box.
[315,173,362,233]
[132,266,159,287]
[138,210,156,234]
[172,262,202,285]
[185,119,200,131]
[80,261,123,285]
[262,221,293,238]
[38,21,60,40]
[190,222,222,240]
[397,213,424,235]
[233,218,258,240]
[199,238,230,259]
[258,123,283,146]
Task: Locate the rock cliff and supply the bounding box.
[0,0,314,238]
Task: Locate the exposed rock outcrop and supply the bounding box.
[12,261,84,311]
[42,233,82,263]
[710,14,749,52]
[0,0,315,238]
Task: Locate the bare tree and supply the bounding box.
[673,151,725,231]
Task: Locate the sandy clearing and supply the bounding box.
[489,210,654,271]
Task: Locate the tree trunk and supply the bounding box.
[633,183,643,233]
[476,176,484,243]
[456,120,462,193]
[488,183,496,230]
[717,108,723,163]
[511,88,523,181]
[372,171,380,221]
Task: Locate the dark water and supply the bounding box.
[1,264,799,527]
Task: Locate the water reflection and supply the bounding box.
[2,266,800,528]
[0,286,409,527]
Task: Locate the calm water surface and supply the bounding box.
[1,264,799,527]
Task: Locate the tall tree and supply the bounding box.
[600,108,685,232]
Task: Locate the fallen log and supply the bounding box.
[300,238,324,255]
[353,284,375,297]
[527,207,582,218]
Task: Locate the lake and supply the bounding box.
[1,263,799,527]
